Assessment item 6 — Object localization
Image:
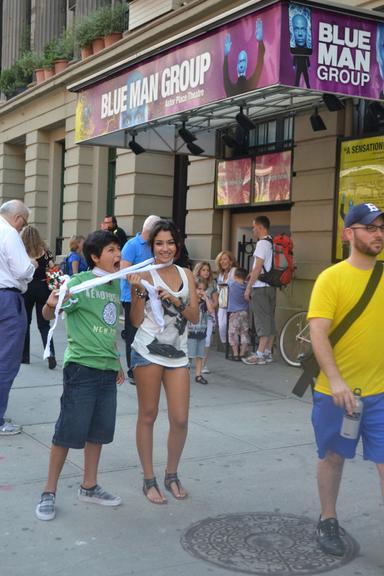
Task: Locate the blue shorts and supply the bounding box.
[53,363,117,449]
[312,391,384,463]
[131,349,186,370]
[187,337,205,359]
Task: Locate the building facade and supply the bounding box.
[0,0,383,326]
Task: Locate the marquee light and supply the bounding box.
[187,142,204,155]
[323,93,345,112]
[128,134,146,155]
[236,107,256,131]
[310,108,327,132]
[178,122,197,143]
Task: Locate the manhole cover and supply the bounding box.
[180,512,359,575]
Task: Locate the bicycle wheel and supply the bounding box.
[279,311,312,367]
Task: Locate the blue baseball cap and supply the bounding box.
[344,203,384,228]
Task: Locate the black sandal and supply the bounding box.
[143,477,166,504]
[195,375,208,385]
[164,472,187,500]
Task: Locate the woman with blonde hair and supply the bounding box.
[193,261,218,374]
[66,235,87,275]
[215,250,237,345]
[20,225,56,369]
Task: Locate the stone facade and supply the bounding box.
[0,0,381,320]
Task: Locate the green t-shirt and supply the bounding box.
[62,271,120,371]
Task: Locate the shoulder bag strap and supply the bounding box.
[329,261,383,347]
[292,262,383,399]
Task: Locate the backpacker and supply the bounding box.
[258,234,294,288]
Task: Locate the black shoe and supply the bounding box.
[48,356,57,370]
[316,517,346,557]
[21,356,30,364]
[127,368,136,386]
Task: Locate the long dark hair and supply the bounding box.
[149,219,182,260]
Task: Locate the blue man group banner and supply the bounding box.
[75,1,384,143]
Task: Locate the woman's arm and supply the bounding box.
[72,259,79,275]
[127,272,147,328]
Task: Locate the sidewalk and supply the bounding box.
[1,319,383,576]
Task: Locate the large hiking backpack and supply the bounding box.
[258,234,294,288]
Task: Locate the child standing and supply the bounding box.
[227,267,250,361]
[188,278,215,385]
[35,231,125,521]
[193,261,217,374]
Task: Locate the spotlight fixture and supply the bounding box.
[186,142,204,155]
[323,93,345,112]
[310,108,327,132]
[222,133,240,148]
[128,134,146,155]
[368,101,384,120]
[178,122,196,143]
[235,106,256,131]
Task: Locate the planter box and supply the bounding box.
[92,37,105,54]
[81,45,93,59]
[54,59,69,74]
[43,67,54,80]
[35,68,45,84]
[104,32,122,47]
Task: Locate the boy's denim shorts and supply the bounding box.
[53,362,117,449]
[187,337,205,359]
[312,391,384,463]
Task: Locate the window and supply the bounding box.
[217,115,294,159]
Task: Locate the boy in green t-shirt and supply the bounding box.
[35,231,125,521]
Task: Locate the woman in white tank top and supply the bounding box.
[128,220,198,504]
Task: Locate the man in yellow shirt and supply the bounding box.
[308,202,384,557]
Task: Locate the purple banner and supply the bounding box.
[75,4,281,142]
[280,3,384,100]
[75,1,384,143]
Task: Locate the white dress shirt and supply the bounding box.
[0,216,35,293]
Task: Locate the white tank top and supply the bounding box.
[132,265,190,367]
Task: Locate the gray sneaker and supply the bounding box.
[241,354,266,365]
[78,484,122,507]
[202,366,210,374]
[264,352,273,364]
[0,421,22,435]
[36,492,56,521]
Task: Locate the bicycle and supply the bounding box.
[279,310,312,367]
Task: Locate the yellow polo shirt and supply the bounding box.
[308,260,384,397]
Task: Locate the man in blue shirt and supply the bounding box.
[120,215,160,383]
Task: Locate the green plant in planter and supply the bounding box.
[55,26,75,60]
[75,16,96,49]
[0,66,25,99]
[110,2,128,34]
[15,51,38,80]
[92,5,112,38]
[43,38,59,67]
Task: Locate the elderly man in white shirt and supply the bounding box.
[0,200,35,435]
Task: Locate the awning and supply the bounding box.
[69,0,384,156]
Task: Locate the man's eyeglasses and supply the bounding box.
[350,224,384,234]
